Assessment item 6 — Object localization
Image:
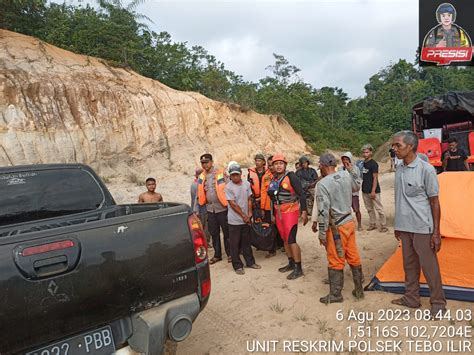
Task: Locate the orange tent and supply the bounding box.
[366,172,474,301]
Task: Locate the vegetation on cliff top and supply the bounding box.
[2,0,474,153]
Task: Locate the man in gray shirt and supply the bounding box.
[391,131,446,317]
[225,164,261,275]
[312,153,364,304]
[194,153,230,264]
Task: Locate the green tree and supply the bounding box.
[2,0,474,154]
[0,0,47,35]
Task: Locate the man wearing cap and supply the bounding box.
[194,153,230,264]
[248,154,274,257]
[225,163,261,275]
[248,154,272,218]
[424,3,471,48]
[267,154,308,280]
[312,153,364,303]
[340,152,363,231]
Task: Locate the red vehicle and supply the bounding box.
[412,91,474,172]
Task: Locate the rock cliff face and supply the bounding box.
[0,30,309,177]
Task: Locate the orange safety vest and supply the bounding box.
[273,174,299,213]
[260,170,273,211]
[277,175,297,203]
[248,168,272,211]
[248,168,265,197]
[197,169,228,208]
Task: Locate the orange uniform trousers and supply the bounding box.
[325,220,361,270]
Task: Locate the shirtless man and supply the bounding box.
[138,177,163,203]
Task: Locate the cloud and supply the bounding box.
[64,0,419,98]
[205,35,273,80]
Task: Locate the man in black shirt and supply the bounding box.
[443,137,470,171]
[296,156,319,216]
[361,144,388,232]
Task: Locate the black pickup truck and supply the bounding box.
[0,164,210,355]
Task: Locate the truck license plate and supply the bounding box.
[26,326,115,355]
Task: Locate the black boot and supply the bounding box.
[287,262,304,280]
[351,265,364,299]
[278,258,295,273]
[320,268,344,304]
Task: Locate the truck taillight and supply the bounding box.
[201,278,211,298]
[22,240,75,257]
[188,214,208,264]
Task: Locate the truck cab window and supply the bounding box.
[0,169,105,226]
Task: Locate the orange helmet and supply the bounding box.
[272,153,287,164]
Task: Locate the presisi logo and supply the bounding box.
[420,2,473,66]
[421,47,473,65]
[427,49,470,57]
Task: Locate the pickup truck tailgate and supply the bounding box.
[0,206,197,353]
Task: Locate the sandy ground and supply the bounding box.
[109,167,473,355]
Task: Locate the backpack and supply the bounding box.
[250,201,275,251]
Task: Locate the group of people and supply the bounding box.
[138,130,449,316]
[182,142,379,302]
[188,152,309,279]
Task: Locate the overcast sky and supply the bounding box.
[68,0,419,98]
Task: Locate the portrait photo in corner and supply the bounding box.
[420,1,473,66]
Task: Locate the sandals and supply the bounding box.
[209,257,222,265]
[391,298,421,309]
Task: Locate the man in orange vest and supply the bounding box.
[247,154,274,256]
[194,153,230,264]
[268,154,309,280]
[247,154,270,210]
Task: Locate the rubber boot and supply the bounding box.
[324,269,363,284]
[278,258,295,273]
[287,262,303,280]
[351,265,364,299]
[319,268,344,304]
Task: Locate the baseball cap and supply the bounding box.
[200,153,213,163]
[319,153,338,167]
[254,153,266,161]
[229,164,242,175]
[299,155,310,164]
